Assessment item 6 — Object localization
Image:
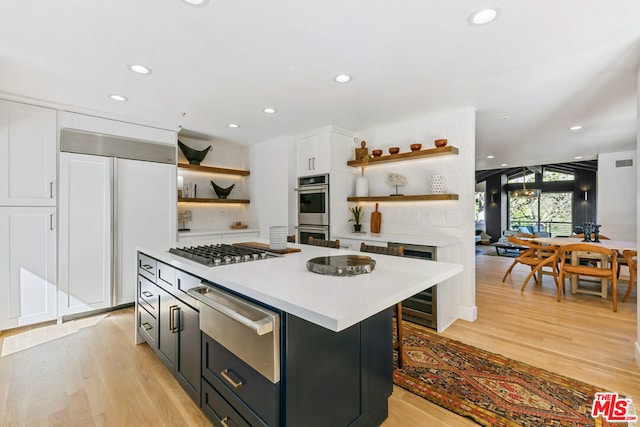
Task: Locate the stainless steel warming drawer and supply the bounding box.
[187,284,281,384]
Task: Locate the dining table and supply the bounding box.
[532,236,636,298]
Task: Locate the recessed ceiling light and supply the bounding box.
[129,64,152,75]
[109,94,128,102]
[182,0,209,6]
[501,163,508,167]
[228,123,239,128]
[334,74,352,83]
[487,155,495,159]
[569,125,583,131]
[468,8,499,25]
[502,115,510,120]
[574,156,583,160]
[263,107,277,114]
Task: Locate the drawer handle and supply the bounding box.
[220,369,243,389]
[142,264,153,271]
[141,322,153,331]
[142,291,153,298]
[169,305,180,333]
[221,417,231,427]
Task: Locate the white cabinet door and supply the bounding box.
[116,159,176,305]
[0,101,56,206]
[296,133,330,176]
[0,207,57,330]
[58,153,112,315]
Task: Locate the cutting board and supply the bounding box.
[232,242,301,254]
[370,203,381,233]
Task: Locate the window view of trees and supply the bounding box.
[543,170,574,181]
[508,192,573,236]
[475,192,485,222]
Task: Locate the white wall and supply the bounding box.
[177,136,250,231]
[636,65,640,368]
[247,135,296,238]
[597,150,637,240]
[352,108,477,321]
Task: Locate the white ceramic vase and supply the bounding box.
[355,176,369,197]
[432,175,445,194]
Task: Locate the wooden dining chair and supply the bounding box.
[558,243,619,311]
[501,236,561,300]
[360,243,406,368]
[307,236,340,248]
[622,250,636,303]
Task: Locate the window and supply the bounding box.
[508,172,535,184]
[508,191,573,236]
[543,169,574,182]
[475,192,485,222]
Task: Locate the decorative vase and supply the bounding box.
[354,224,362,232]
[355,176,369,197]
[432,175,445,194]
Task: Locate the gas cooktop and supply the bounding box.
[169,243,279,267]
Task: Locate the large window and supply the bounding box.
[508,192,573,236]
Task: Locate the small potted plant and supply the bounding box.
[349,205,364,232]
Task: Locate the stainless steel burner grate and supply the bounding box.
[168,243,277,267]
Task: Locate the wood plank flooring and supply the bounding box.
[0,252,637,426]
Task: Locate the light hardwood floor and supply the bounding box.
[0,252,637,426]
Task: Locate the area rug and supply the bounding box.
[393,324,625,427]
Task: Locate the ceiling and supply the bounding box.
[2,1,639,170]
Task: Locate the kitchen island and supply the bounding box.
[136,237,463,426]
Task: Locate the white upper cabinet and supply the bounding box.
[0,100,57,206]
[295,126,355,177]
[296,132,331,176]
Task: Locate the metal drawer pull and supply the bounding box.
[141,322,152,331]
[220,417,231,427]
[142,291,153,298]
[220,369,243,389]
[171,305,180,333]
[168,305,178,332]
[141,264,153,271]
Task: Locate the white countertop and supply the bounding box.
[138,236,463,332]
[333,231,460,248]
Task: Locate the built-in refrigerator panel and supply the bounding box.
[59,129,177,315]
[115,158,176,305]
[59,153,112,315]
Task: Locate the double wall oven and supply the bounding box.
[296,174,329,244]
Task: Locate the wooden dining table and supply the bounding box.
[532,237,636,298]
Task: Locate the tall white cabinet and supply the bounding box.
[0,100,57,330]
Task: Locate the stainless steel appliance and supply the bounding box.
[168,243,279,267]
[388,242,438,330]
[188,284,280,383]
[296,174,329,244]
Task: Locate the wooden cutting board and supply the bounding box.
[232,242,301,254]
[370,203,381,233]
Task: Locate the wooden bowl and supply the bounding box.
[372,149,383,157]
[389,147,400,155]
[410,143,422,152]
[434,139,448,148]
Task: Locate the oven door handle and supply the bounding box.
[187,285,275,336]
[295,225,329,231]
[295,184,328,192]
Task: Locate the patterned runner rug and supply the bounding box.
[393,324,626,426]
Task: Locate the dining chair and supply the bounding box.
[501,236,561,300]
[558,243,619,311]
[307,236,340,248]
[360,243,405,368]
[622,250,636,303]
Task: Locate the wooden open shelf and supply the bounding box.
[178,163,250,176]
[178,198,250,204]
[347,194,458,202]
[346,146,458,167]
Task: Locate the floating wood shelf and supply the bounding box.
[346,146,458,167]
[178,163,250,176]
[178,198,250,204]
[347,194,459,202]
